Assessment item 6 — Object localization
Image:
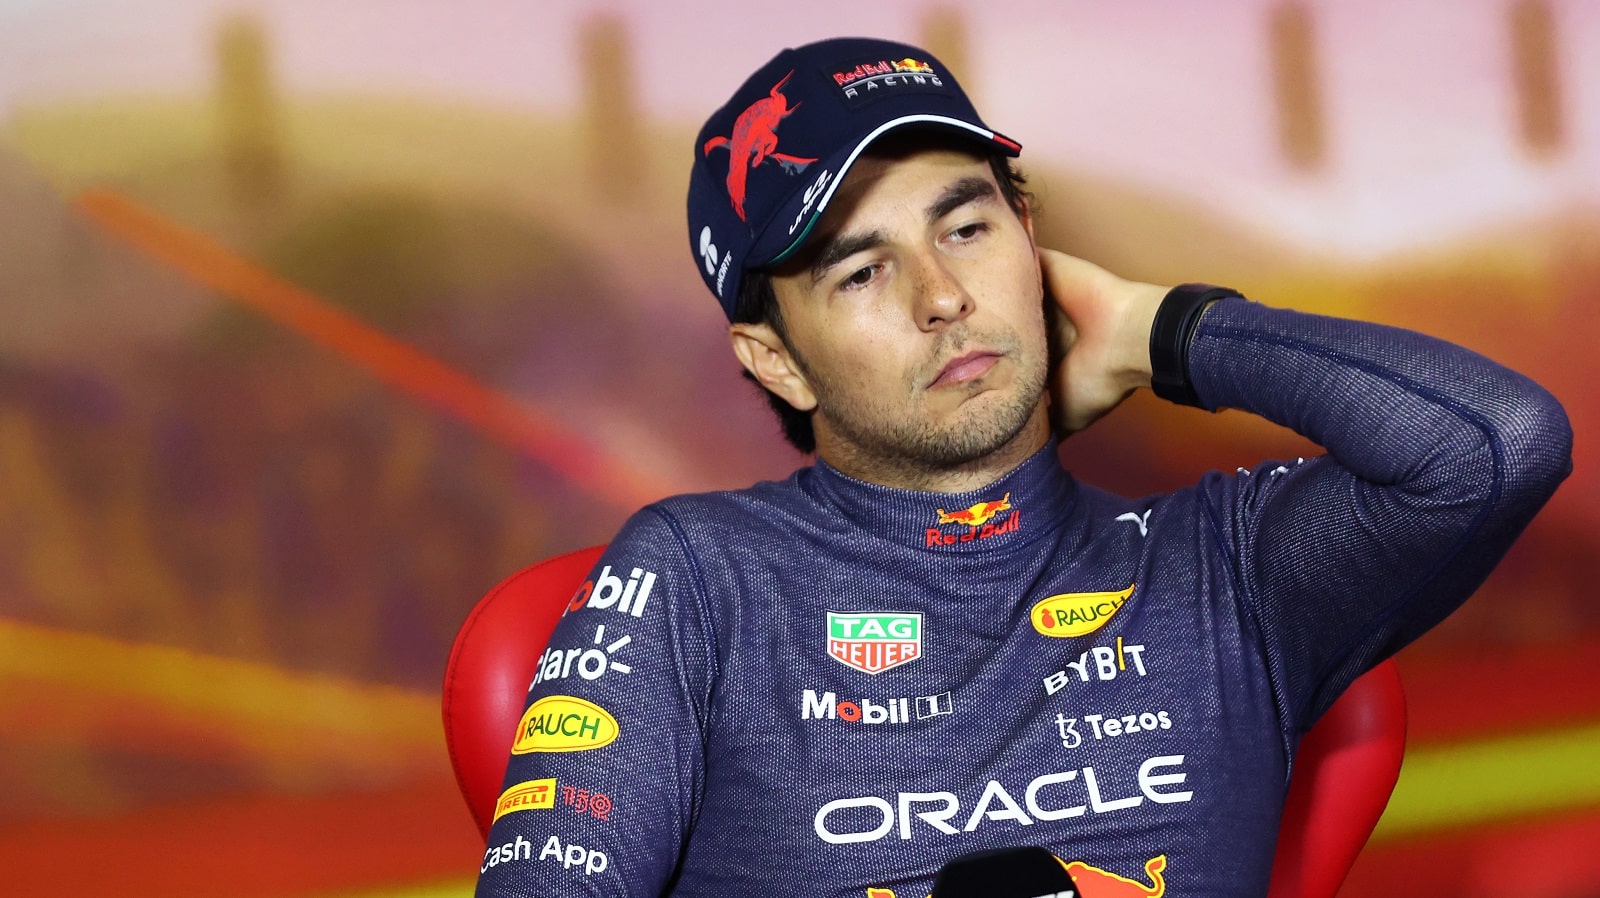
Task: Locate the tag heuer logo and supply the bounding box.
[826,611,922,675]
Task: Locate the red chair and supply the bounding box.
[443,546,1406,898]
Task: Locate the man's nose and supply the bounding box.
[910,251,973,330]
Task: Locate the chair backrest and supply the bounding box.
[443,546,1406,898]
[1268,658,1407,898]
[442,544,605,839]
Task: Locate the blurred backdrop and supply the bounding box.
[1,1,1597,896]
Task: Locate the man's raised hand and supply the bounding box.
[1039,248,1167,434]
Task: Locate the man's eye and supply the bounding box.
[951,222,989,241]
[840,265,877,291]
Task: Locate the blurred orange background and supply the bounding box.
[1,2,1596,896]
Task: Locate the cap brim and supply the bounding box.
[752,114,1021,269]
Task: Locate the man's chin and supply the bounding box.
[922,399,1046,466]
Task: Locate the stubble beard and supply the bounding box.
[803,326,1049,476]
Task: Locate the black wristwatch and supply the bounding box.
[1149,283,1242,407]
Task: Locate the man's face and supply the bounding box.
[748,145,1050,483]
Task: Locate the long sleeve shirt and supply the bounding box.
[475,297,1572,897]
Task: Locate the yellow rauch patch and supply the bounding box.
[1031,585,1136,637]
[512,696,619,754]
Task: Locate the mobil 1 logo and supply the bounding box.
[802,689,953,726]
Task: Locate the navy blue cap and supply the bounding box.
[687,36,1021,319]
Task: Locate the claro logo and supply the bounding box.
[512,696,619,754]
[1031,585,1135,637]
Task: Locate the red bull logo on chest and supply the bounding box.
[1065,855,1168,897]
[864,853,1168,898]
[826,611,922,674]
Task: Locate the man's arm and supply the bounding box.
[1042,250,1573,728]
[475,507,715,897]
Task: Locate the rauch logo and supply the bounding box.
[827,611,922,674]
[1032,585,1136,637]
[512,695,619,754]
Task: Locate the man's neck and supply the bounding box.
[814,405,1053,493]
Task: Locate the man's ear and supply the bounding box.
[729,322,818,412]
[1018,193,1036,240]
[1018,195,1044,296]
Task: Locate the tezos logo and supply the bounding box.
[827,611,922,674]
[803,688,952,724]
[512,695,619,754]
[1031,584,1135,637]
[567,565,658,618]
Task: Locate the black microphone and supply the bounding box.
[930,845,1082,898]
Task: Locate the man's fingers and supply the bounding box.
[1040,249,1114,305]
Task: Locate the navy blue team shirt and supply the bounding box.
[475,297,1572,897]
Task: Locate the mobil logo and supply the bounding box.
[827,611,922,675]
[802,688,953,725]
[1032,584,1136,637]
[567,565,658,618]
[512,695,619,754]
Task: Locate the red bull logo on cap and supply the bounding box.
[927,492,1021,547]
[832,58,946,101]
[826,611,922,674]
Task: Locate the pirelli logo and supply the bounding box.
[492,778,557,823]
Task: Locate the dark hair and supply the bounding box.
[733,149,1033,454]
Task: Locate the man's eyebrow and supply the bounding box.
[927,176,999,223]
[803,177,999,284]
[809,230,886,283]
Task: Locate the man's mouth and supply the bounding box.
[930,351,1002,389]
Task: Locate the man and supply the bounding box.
[476,37,1570,897]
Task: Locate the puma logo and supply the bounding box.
[1116,510,1152,537]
